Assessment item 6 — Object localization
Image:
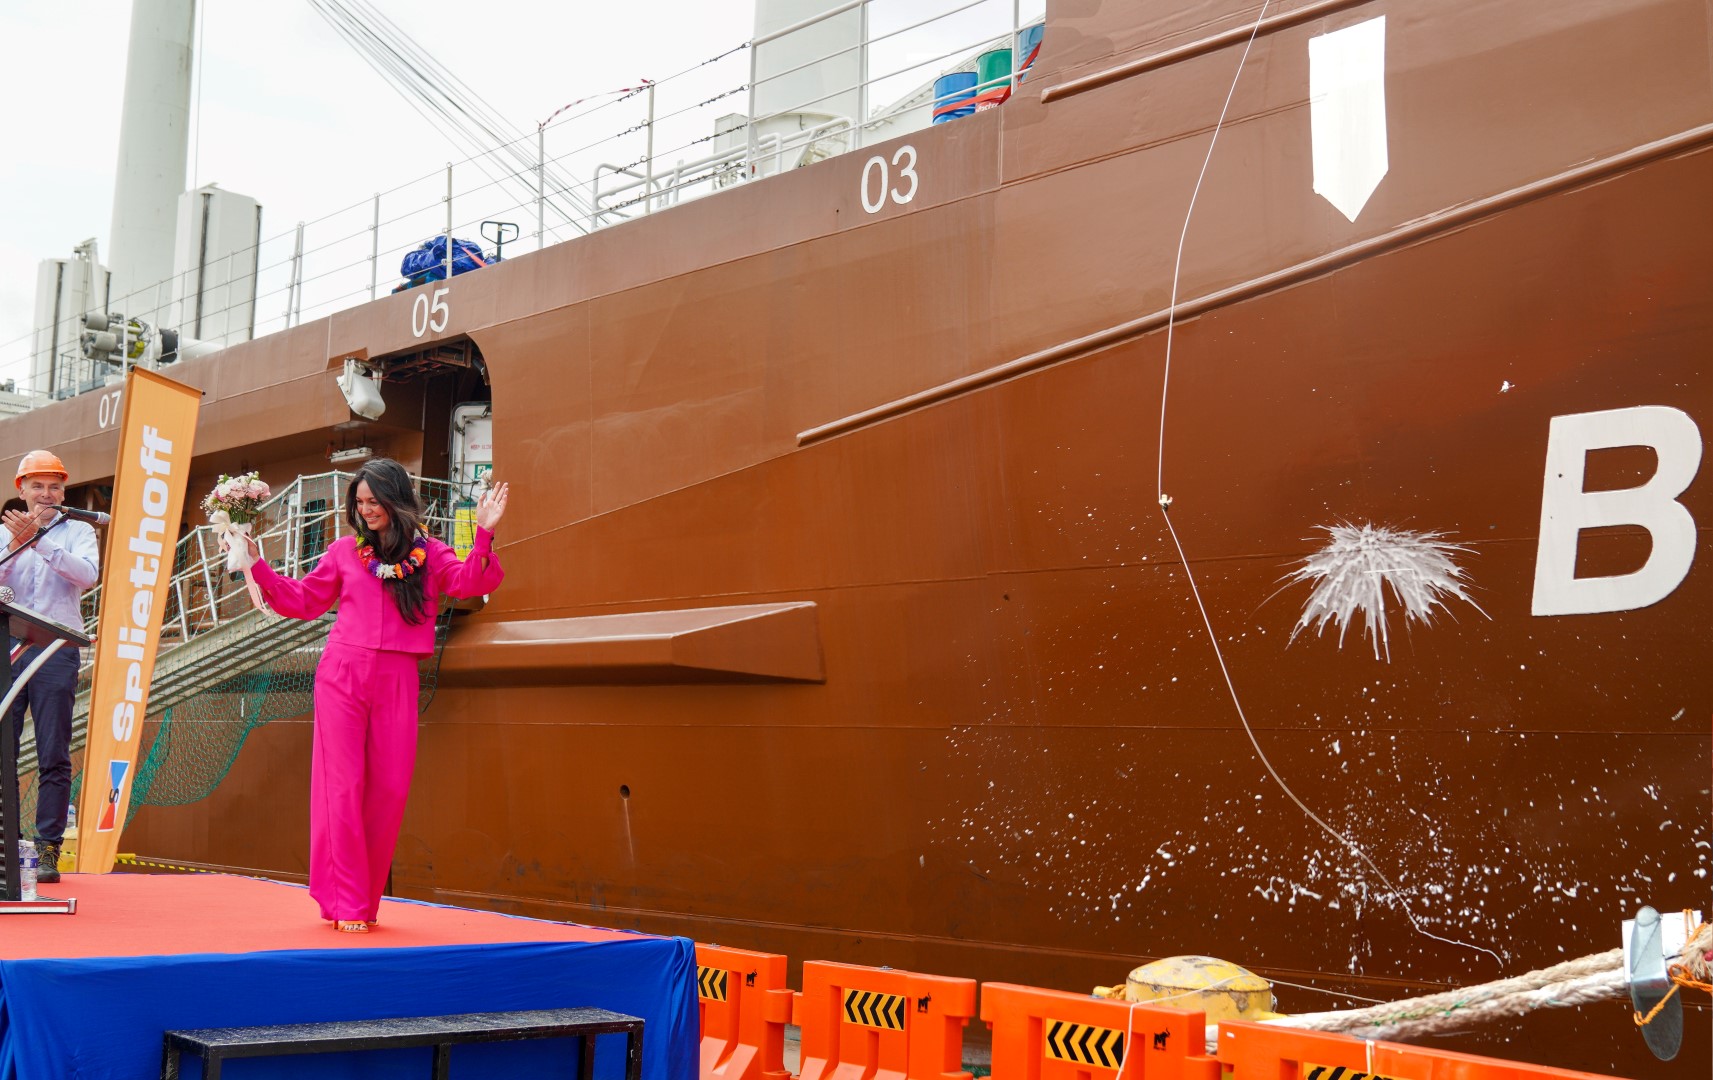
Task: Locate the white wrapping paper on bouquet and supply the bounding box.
[209,510,269,611]
[209,511,256,572]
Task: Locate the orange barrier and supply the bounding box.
[981,982,1220,1080]
[691,947,1635,1080]
[696,943,794,1080]
[794,960,977,1080]
[1214,1019,1622,1080]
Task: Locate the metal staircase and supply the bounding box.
[18,471,463,774]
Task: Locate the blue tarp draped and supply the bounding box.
[400,236,493,284]
[0,932,697,1079]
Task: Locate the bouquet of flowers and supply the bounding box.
[202,471,271,573]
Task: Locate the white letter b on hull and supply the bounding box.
[1532,406,1702,616]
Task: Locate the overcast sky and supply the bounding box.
[0,0,1044,390]
[0,0,761,381]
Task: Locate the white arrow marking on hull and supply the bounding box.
[1309,16,1389,222]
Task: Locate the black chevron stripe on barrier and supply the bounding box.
[841,988,907,1030]
[1305,1065,1407,1080]
[1045,1018,1125,1070]
[698,965,731,1002]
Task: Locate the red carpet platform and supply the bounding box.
[0,873,696,1079]
[5,872,628,958]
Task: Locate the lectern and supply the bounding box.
[1,585,91,911]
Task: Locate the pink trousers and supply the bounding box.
[310,644,421,921]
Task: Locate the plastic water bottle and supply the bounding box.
[18,839,38,901]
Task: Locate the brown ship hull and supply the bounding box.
[10,1,1709,1074]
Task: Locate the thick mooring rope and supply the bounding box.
[1267,922,1713,1042]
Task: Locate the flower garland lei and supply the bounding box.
[356,530,428,580]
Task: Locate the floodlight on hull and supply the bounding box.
[337,358,386,420]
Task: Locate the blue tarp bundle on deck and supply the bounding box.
[399,236,494,288]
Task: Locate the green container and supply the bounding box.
[976,48,1013,95]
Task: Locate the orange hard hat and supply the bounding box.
[15,450,68,489]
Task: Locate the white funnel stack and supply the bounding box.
[169,184,261,350]
[107,0,196,328]
[751,0,863,174]
[30,241,108,400]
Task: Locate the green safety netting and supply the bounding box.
[20,611,452,833]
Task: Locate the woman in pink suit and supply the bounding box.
[242,458,507,932]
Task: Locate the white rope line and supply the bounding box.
[1149,2,1499,965]
[1264,975,1388,1006]
[1124,1002,1138,1075]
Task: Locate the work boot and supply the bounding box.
[35,841,61,884]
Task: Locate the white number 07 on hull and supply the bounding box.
[411,287,450,338]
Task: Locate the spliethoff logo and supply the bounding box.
[97,759,131,832]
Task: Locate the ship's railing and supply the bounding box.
[2,0,1047,406]
[78,470,462,649]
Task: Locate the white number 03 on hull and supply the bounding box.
[860,145,918,215]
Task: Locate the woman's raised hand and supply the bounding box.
[237,531,262,574]
[475,481,509,532]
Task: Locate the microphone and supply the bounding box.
[57,506,111,526]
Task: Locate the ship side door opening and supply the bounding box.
[364,336,491,553]
[447,401,493,556]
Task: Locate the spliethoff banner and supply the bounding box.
[77,367,200,872]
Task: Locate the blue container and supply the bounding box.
[1016,24,1045,82]
[932,71,978,123]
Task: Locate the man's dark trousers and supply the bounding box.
[9,643,80,844]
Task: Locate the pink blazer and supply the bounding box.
[250,528,503,656]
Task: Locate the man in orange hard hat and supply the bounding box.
[1,450,100,884]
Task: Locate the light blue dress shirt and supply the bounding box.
[0,516,101,635]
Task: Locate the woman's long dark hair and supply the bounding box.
[346,458,431,624]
